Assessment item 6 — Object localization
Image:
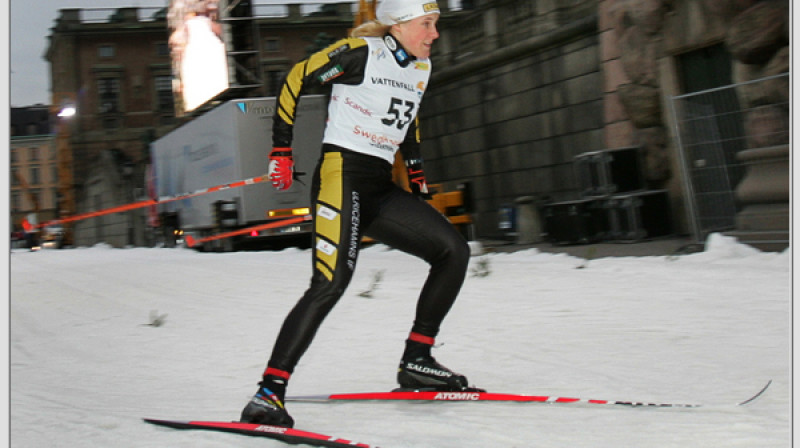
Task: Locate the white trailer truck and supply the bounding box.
[151,95,327,250]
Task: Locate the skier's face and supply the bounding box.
[392,14,439,59]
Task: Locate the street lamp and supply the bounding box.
[53,93,77,247]
[57,106,76,118]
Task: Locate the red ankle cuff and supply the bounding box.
[264,367,291,380]
[408,332,435,345]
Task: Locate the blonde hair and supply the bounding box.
[350,20,391,38]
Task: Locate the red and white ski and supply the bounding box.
[143,418,379,447]
[287,380,772,409]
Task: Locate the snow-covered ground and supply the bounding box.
[10,234,791,447]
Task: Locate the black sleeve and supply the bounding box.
[399,117,423,164]
[273,38,370,148]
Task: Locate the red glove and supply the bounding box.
[405,159,431,199]
[268,147,294,191]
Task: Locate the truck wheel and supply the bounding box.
[164,226,177,248]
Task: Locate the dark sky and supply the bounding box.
[8,0,354,107]
[9,1,167,107]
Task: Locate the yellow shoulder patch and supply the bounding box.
[306,38,368,73]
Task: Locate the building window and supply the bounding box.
[30,166,41,185]
[29,147,39,161]
[52,166,59,184]
[678,44,732,94]
[156,42,169,57]
[10,149,17,164]
[98,45,115,58]
[98,78,120,114]
[265,70,286,96]
[264,38,281,53]
[155,75,174,112]
[12,192,20,212]
[30,189,41,209]
[102,117,121,129]
[12,168,19,186]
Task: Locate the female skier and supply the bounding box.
[241,0,474,427]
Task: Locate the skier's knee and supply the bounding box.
[436,234,470,269]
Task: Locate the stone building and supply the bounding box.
[10,106,58,232]
[421,0,789,249]
[45,4,355,247]
[43,1,789,249]
[604,0,789,249]
[424,0,602,239]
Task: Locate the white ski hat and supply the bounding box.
[376,0,440,25]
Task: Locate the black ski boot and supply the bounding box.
[240,381,294,428]
[397,336,483,391]
[397,354,471,391]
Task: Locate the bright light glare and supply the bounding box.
[58,107,77,118]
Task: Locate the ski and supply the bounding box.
[143,418,379,447]
[287,380,772,409]
[289,390,701,408]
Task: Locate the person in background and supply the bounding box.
[240,0,477,428]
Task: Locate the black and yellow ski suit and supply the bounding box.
[266,34,470,376]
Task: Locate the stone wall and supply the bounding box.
[422,3,600,238]
[602,0,789,246]
[602,0,787,171]
[714,0,789,248]
[73,149,148,248]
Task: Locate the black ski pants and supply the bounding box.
[268,146,470,374]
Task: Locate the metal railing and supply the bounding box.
[669,73,790,243]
